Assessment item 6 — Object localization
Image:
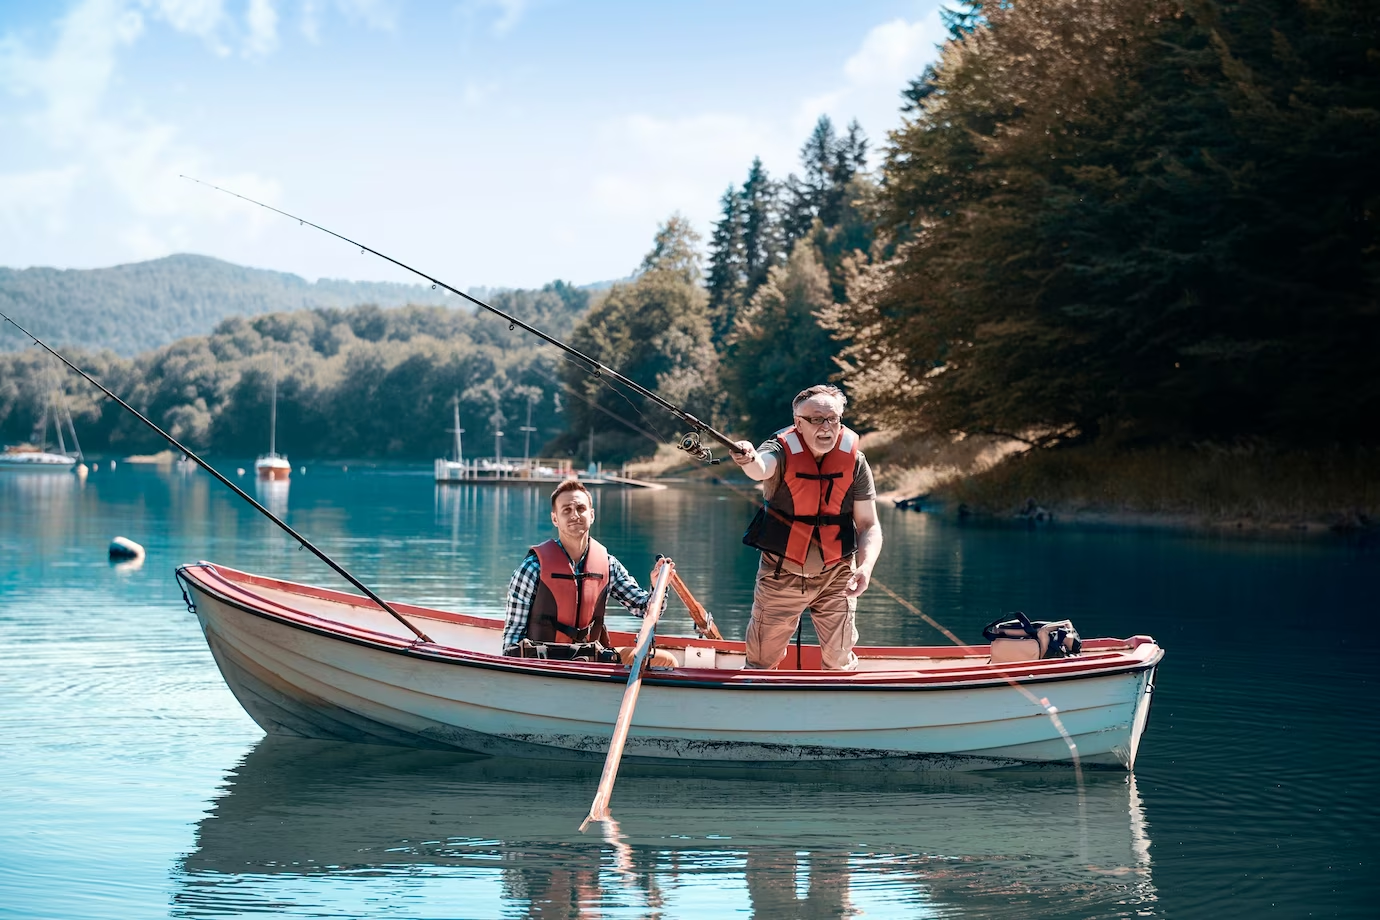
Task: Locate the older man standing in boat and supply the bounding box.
[730,384,882,670]
[502,479,673,666]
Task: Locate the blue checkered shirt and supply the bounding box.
[502,542,654,651]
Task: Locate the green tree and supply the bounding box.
[561,217,719,461]
[841,0,1380,448]
[706,185,746,347]
[723,240,841,437]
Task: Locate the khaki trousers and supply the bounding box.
[745,561,859,670]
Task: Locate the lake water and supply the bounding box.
[1,462,1376,918]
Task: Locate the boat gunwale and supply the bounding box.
[178,562,1164,692]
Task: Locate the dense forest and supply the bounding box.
[2,0,1376,465]
[568,0,1377,457]
[0,287,588,460]
[0,254,452,357]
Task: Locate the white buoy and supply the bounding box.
[110,460,116,470]
[237,468,245,476]
[299,466,305,474]
[109,536,145,559]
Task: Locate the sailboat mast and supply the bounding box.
[64,404,83,461]
[269,353,278,457]
[452,393,463,464]
[521,399,536,464]
[52,392,67,456]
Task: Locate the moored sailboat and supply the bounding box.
[254,354,290,481]
[0,389,82,472]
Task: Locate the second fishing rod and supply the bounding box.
[182,176,746,466]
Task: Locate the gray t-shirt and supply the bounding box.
[756,438,876,577]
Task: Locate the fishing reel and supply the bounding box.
[677,431,720,464]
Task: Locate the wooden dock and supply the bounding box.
[434,458,665,489]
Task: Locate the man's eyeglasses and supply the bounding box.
[796,414,842,428]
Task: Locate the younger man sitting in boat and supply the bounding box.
[502,479,674,666]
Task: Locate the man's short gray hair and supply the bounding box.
[792,385,847,413]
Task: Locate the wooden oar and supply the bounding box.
[580,557,674,831]
[670,570,723,640]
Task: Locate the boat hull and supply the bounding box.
[182,564,1161,771]
[0,451,78,470]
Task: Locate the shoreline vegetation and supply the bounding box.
[626,436,1379,539]
[4,1,1375,542]
[882,442,1379,539]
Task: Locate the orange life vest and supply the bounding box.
[742,425,860,567]
[528,538,612,643]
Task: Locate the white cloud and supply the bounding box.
[149,0,230,56]
[300,0,322,41]
[0,0,279,263]
[244,0,279,57]
[335,0,397,32]
[587,10,946,238]
[843,15,943,87]
[798,10,946,148]
[149,0,224,37]
[459,0,527,36]
[588,113,789,226]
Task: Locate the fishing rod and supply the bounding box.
[181,175,745,465]
[0,311,434,645]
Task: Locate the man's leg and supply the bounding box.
[809,564,859,670]
[745,569,807,669]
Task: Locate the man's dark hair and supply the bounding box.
[550,478,593,510]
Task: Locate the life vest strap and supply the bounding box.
[794,469,844,505]
[789,512,850,526]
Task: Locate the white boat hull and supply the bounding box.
[182,563,1161,771]
[0,451,78,470]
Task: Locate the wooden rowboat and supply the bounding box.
[177,562,1163,771]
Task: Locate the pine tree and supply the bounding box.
[706,185,746,348]
[739,157,781,300]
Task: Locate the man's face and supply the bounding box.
[794,395,845,457]
[551,489,595,543]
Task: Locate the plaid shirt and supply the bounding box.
[501,541,653,651]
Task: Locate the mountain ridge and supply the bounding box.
[0,253,463,357]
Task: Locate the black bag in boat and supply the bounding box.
[982,611,1082,662]
[512,639,621,663]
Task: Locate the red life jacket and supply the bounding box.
[742,425,860,567]
[527,538,612,643]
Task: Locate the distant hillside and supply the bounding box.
[0,254,459,356]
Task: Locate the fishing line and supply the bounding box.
[183,177,1092,782]
[183,176,740,465]
[550,351,670,444]
[527,362,666,447]
[0,310,434,645]
[712,468,1087,786]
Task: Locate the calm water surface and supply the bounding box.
[1,463,1376,918]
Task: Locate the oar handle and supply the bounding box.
[670,570,722,640]
[580,557,674,830]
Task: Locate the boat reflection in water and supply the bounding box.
[176,738,1156,919]
[254,477,290,519]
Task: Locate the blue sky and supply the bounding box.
[1,0,946,289]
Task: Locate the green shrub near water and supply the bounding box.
[933,443,1380,528]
